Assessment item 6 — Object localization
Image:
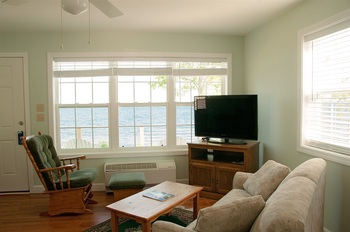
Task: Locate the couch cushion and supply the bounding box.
[243,160,290,201]
[232,172,254,189]
[193,195,265,232]
[250,176,317,232]
[281,158,326,185]
[213,188,253,207]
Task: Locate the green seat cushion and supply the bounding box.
[56,167,98,189]
[109,172,146,190]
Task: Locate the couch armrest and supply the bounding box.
[232,172,253,189]
[152,221,195,232]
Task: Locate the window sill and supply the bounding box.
[58,148,188,159]
[298,145,350,167]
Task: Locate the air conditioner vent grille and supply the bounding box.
[105,162,157,171]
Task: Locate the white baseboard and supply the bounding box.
[92,183,106,191]
[31,185,44,193]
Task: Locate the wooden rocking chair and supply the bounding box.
[21,133,98,216]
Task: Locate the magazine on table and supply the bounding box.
[142,189,175,201]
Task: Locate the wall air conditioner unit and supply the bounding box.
[104,160,176,192]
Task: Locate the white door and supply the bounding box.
[0,57,29,192]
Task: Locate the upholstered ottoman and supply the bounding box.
[108,172,146,201]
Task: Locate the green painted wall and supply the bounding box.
[245,1,350,231]
[2,1,350,230]
[0,31,244,184]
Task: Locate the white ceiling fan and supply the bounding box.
[2,0,123,49]
[1,0,123,18]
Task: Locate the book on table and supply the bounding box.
[142,190,175,201]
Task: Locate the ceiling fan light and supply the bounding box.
[62,0,89,15]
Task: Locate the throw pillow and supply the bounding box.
[243,160,290,201]
[194,195,265,232]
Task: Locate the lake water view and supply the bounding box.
[59,106,194,149]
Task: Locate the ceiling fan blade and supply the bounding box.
[89,0,123,18]
[1,0,27,5]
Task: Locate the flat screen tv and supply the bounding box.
[194,94,258,144]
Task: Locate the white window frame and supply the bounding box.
[47,52,232,158]
[298,10,350,166]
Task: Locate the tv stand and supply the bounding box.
[206,137,247,145]
[188,141,259,199]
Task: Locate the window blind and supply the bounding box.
[304,26,350,155]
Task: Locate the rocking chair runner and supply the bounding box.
[21,133,98,216]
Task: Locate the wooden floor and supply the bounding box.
[0,191,217,232]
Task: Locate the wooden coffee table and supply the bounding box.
[106,181,203,232]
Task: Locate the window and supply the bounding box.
[299,11,350,165]
[50,53,229,155]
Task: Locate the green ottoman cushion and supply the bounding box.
[108,172,146,190]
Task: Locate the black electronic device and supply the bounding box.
[194,94,258,144]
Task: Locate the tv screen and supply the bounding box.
[194,95,258,144]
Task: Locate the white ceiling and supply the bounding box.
[0,0,304,35]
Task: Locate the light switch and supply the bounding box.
[36,104,45,113]
[36,113,45,122]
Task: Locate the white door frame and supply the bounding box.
[0,53,33,192]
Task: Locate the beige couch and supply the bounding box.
[152,158,327,232]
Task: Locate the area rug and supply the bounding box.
[85,207,193,232]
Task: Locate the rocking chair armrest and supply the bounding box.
[60,155,86,161]
[59,155,86,170]
[39,164,77,190]
[38,164,77,173]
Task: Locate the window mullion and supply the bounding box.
[168,68,176,148]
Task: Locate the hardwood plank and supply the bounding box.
[0,191,217,232]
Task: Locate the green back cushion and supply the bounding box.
[27,135,61,170]
[27,135,62,189]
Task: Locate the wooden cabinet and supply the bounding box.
[188,141,259,199]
